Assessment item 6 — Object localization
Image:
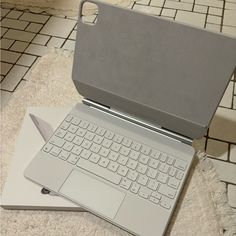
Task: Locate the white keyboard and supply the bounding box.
[42,114,187,211]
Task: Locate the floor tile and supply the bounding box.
[219,81,234,108]
[228,184,236,208]
[233,96,236,109]
[150,0,165,7]
[164,1,193,11]
[225,2,236,10]
[47,37,65,48]
[222,25,236,36]
[0,75,4,82]
[207,15,222,24]
[211,159,236,184]
[0,49,21,63]
[6,10,23,19]
[209,107,236,143]
[223,9,236,27]
[69,30,77,40]
[1,27,8,37]
[10,41,29,52]
[24,44,48,56]
[62,39,76,51]
[195,0,224,8]
[193,4,208,13]
[3,29,35,42]
[1,8,10,18]
[206,139,228,161]
[133,4,161,15]
[161,8,176,18]
[19,12,49,23]
[1,65,28,91]
[1,62,13,75]
[82,15,96,24]
[208,7,223,16]
[1,18,29,30]
[175,11,206,27]
[1,90,12,110]
[205,23,221,32]
[0,38,14,49]
[40,16,76,38]
[137,0,150,5]
[25,23,43,33]
[32,34,50,45]
[16,54,37,67]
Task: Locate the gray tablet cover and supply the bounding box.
[72,0,236,139]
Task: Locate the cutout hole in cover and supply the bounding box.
[81,1,98,25]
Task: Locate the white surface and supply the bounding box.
[1,106,83,210]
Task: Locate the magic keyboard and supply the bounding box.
[42,114,188,211]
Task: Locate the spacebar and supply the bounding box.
[76,159,122,185]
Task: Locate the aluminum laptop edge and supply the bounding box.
[24,1,236,236]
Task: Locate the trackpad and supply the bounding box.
[59,170,125,219]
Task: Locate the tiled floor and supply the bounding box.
[1,0,236,210]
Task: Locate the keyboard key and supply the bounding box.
[166,156,175,165]
[93,135,103,144]
[131,142,141,151]
[137,163,147,174]
[117,166,128,176]
[120,146,130,156]
[79,120,89,129]
[147,168,157,179]
[65,115,73,122]
[43,143,53,152]
[113,134,123,143]
[90,143,101,153]
[73,136,83,146]
[64,132,75,142]
[108,161,119,172]
[159,153,167,162]
[81,140,92,149]
[169,167,176,177]
[77,158,121,185]
[149,196,159,204]
[151,191,161,199]
[50,146,61,156]
[96,127,106,136]
[98,157,109,168]
[59,150,70,160]
[80,149,91,159]
[148,158,159,169]
[130,182,140,194]
[68,124,78,133]
[137,175,148,186]
[108,151,119,161]
[129,150,139,160]
[122,137,132,147]
[60,121,70,130]
[76,128,86,137]
[118,155,128,165]
[63,142,74,151]
[49,136,65,147]
[168,177,180,189]
[147,179,159,191]
[102,138,112,148]
[159,163,169,173]
[71,117,80,125]
[71,145,82,155]
[157,172,168,184]
[127,170,138,181]
[67,154,79,164]
[120,178,132,190]
[111,143,121,152]
[150,149,161,159]
[84,131,95,141]
[55,128,66,138]
[104,130,114,139]
[138,186,151,199]
[87,123,97,132]
[141,145,151,155]
[127,159,138,170]
[176,170,184,180]
[174,159,187,171]
[158,184,176,199]
[139,154,149,165]
[160,197,171,210]
[89,153,100,163]
[99,147,110,157]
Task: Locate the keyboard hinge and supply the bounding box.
[82,98,193,145]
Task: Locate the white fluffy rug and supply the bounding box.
[1,0,133,16]
[1,50,236,236]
